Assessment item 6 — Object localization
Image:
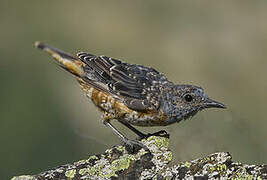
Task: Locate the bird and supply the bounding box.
[35,41,226,151]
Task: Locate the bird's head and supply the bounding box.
[163,84,226,122]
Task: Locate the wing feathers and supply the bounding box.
[77,51,167,110]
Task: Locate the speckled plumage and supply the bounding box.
[35,42,226,150]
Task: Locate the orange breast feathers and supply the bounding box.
[78,78,133,118]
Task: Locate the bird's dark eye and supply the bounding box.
[184,94,193,102]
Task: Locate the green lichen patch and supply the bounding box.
[65,169,76,179]
[104,156,133,178]
[86,155,99,165]
[145,136,169,150]
[115,145,126,152]
[229,166,257,179]
[111,158,131,170]
[184,161,191,168]
[78,168,88,176]
[206,163,227,177]
[164,151,173,162]
[87,166,98,176]
[11,176,36,180]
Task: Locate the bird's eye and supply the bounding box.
[184,94,193,102]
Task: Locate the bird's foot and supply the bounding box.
[137,130,170,140]
[122,138,151,154]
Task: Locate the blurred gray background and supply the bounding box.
[1,0,267,179]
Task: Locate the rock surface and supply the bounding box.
[12,136,267,180]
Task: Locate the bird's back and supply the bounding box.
[35,42,172,126]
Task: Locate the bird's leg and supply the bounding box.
[102,120,150,153]
[118,120,170,140]
[118,120,147,138]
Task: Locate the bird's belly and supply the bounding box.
[78,80,169,127]
[123,110,169,126]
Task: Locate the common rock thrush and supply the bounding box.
[35,42,226,151]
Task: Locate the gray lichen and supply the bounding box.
[12,136,267,180]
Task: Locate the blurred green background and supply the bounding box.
[1,0,267,179]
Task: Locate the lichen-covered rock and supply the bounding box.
[12,136,266,180]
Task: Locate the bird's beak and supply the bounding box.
[204,98,226,109]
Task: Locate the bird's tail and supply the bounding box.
[34,41,85,77]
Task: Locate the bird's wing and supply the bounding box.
[77,52,170,111]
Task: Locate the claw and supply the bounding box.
[148,130,170,138]
[138,130,170,140]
